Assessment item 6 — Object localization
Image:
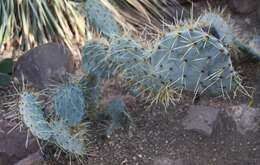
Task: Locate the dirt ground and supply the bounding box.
[84,62,260,165]
[85,1,260,165]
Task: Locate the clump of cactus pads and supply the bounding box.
[200,11,260,61]
[79,75,101,116]
[52,84,86,126]
[18,92,53,140]
[200,10,235,46]
[50,120,88,156]
[151,25,249,98]
[233,39,260,61]
[81,37,150,80]
[85,0,121,37]
[11,88,89,158]
[104,98,132,137]
[81,40,112,78]
[82,37,181,106]
[109,37,150,78]
[109,37,181,105]
[249,36,260,53]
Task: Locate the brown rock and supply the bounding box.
[153,157,174,165]
[226,105,260,135]
[0,120,38,164]
[228,0,259,14]
[14,43,76,89]
[182,105,221,136]
[153,157,184,165]
[14,152,47,165]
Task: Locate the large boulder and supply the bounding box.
[14,43,76,89]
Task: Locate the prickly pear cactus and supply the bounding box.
[105,98,132,137]
[109,37,164,98]
[82,37,179,105]
[82,37,151,80]
[234,38,260,61]
[79,75,100,114]
[200,12,260,61]
[53,84,86,126]
[85,0,121,37]
[249,36,260,52]
[81,41,112,78]
[19,92,53,140]
[200,12,234,45]
[110,37,151,78]
[151,26,245,97]
[50,120,87,156]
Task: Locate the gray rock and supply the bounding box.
[153,157,183,165]
[182,105,221,136]
[226,105,260,135]
[14,152,47,165]
[14,43,76,89]
[0,120,38,164]
[228,0,259,14]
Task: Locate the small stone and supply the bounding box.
[228,0,259,14]
[14,152,47,165]
[138,154,142,158]
[245,18,251,24]
[182,105,221,136]
[153,157,183,165]
[14,43,76,89]
[226,105,260,135]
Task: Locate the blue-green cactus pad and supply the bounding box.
[53,84,85,126]
[19,92,53,140]
[151,27,240,95]
[85,0,120,37]
[200,12,234,45]
[110,37,150,77]
[109,37,162,94]
[105,98,132,136]
[82,41,112,78]
[50,120,86,155]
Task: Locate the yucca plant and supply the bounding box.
[101,0,187,33]
[0,0,85,52]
